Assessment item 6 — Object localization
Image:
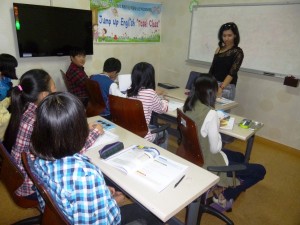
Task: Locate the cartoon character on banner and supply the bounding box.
[102,28,107,42]
[93,24,99,42]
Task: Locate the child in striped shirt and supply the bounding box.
[127,62,169,149]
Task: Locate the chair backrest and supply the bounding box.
[60,69,72,92]
[109,95,148,138]
[186,71,210,91]
[21,152,70,225]
[0,142,38,208]
[85,79,106,117]
[176,109,204,167]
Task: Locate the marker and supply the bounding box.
[263,72,275,76]
[174,175,185,188]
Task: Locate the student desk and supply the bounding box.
[85,116,219,225]
[160,87,239,111]
[154,87,238,137]
[154,88,262,163]
[158,109,262,163]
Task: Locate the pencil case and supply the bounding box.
[99,141,124,159]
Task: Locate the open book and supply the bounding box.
[104,145,188,192]
[217,110,235,130]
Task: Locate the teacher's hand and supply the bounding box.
[217,87,223,98]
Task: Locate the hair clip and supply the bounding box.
[18,85,23,91]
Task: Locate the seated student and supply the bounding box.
[3,69,103,200]
[0,53,18,140]
[31,92,163,225]
[91,57,126,120]
[65,47,89,106]
[0,53,18,101]
[127,62,169,149]
[182,74,266,211]
[0,97,11,140]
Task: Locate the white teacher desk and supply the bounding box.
[85,116,219,225]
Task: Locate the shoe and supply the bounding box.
[212,192,226,206]
[210,199,233,213]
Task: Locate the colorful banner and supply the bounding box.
[90,0,162,43]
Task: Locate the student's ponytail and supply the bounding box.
[3,69,51,151]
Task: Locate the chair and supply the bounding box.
[185,71,208,91]
[176,109,246,225]
[61,69,89,107]
[21,152,70,225]
[85,78,106,117]
[0,142,41,225]
[60,69,71,92]
[109,95,169,140]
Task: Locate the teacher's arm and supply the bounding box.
[218,49,244,96]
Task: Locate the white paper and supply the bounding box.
[88,131,119,150]
[168,100,184,112]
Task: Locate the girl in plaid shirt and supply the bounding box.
[3,69,102,200]
[31,92,163,225]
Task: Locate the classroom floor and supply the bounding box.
[1,136,299,225]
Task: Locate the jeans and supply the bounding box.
[149,125,169,150]
[218,82,236,101]
[222,149,266,200]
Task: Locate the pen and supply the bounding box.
[174,175,185,188]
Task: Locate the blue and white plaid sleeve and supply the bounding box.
[72,169,121,225]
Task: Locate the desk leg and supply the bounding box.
[244,135,255,163]
[167,217,184,225]
[185,197,201,225]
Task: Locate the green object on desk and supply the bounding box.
[239,119,251,129]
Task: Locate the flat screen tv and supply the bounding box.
[13,3,93,57]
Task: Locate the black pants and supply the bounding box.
[222,149,266,200]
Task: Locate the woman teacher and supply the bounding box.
[209,22,244,100]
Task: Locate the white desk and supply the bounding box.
[159,87,238,111]
[158,108,262,163]
[85,116,219,224]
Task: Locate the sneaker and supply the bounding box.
[210,199,233,213]
[212,192,226,207]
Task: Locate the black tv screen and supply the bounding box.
[13,3,93,57]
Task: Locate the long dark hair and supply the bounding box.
[183,74,218,112]
[127,62,155,97]
[218,22,240,48]
[3,69,51,151]
[0,53,18,79]
[31,92,89,160]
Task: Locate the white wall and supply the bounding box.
[159,0,300,150]
[1,0,299,150]
[0,0,162,91]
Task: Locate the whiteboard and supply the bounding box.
[188,3,300,78]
